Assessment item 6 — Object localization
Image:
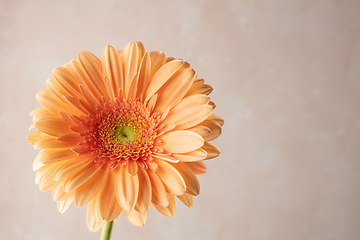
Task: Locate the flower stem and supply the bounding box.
[100,221,114,240]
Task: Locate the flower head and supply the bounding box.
[28,42,224,231]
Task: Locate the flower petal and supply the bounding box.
[171,162,200,196]
[128,160,138,176]
[146,169,168,207]
[154,67,195,113]
[28,131,47,146]
[125,210,147,227]
[120,42,139,97]
[36,163,60,192]
[202,142,220,159]
[34,135,78,149]
[149,51,166,79]
[207,114,225,126]
[36,149,78,164]
[155,160,186,196]
[36,89,81,115]
[153,193,176,217]
[53,67,82,98]
[78,51,107,98]
[102,45,123,98]
[70,59,102,100]
[192,83,213,95]
[57,196,74,213]
[185,77,204,97]
[200,120,222,141]
[177,193,194,208]
[145,59,184,102]
[184,161,207,175]
[134,167,151,213]
[162,94,212,130]
[99,170,123,221]
[74,166,109,207]
[172,148,207,162]
[114,164,139,212]
[35,117,74,137]
[188,126,212,138]
[136,52,151,100]
[63,162,103,193]
[160,130,204,154]
[53,180,73,202]
[87,194,106,232]
[56,133,84,142]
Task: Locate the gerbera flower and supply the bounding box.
[28,42,223,232]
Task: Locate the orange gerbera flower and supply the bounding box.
[28,42,223,232]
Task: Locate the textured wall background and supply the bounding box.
[1,0,360,239]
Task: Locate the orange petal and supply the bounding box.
[154,67,195,113]
[207,114,224,126]
[184,161,207,175]
[63,162,103,192]
[208,101,216,109]
[152,154,179,163]
[57,196,74,213]
[153,193,176,217]
[162,94,212,130]
[136,52,151,100]
[33,150,45,171]
[35,117,73,137]
[53,180,74,202]
[160,130,204,154]
[74,166,109,207]
[155,160,186,196]
[31,106,58,122]
[114,164,139,212]
[171,162,200,196]
[36,163,60,192]
[54,157,94,181]
[172,148,207,162]
[36,149,78,164]
[70,58,102,100]
[177,193,194,208]
[56,133,84,142]
[185,78,204,97]
[192,83,213,95]
[87,194,106,232]
[201,142,220,159]
[78,51,107,98]
[53,67,82,98]
[188,126,212,138]
[34,135,78,149]
[125,210,147,227]
[36,89,81,116]
[149,51,166,79]
[28,131,47,145]
[120,42,139,97]
[146,169,168,207]
[46,76,71,105]
[200,120,222,141]
[145,59,184,102]
[134,167,151,213]
[99,170,123,221]
[102,45,123,98]
[128,160,138,176]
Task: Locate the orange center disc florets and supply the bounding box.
[82,98,162,170]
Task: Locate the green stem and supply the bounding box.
[100,221,114,240]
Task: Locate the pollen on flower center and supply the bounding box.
[79,98,163,170]
[114,125,136,143]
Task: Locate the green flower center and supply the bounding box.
[114,125,136,143]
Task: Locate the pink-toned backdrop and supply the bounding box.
[1,0,359,239]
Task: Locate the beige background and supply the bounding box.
[1,0,360,239]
